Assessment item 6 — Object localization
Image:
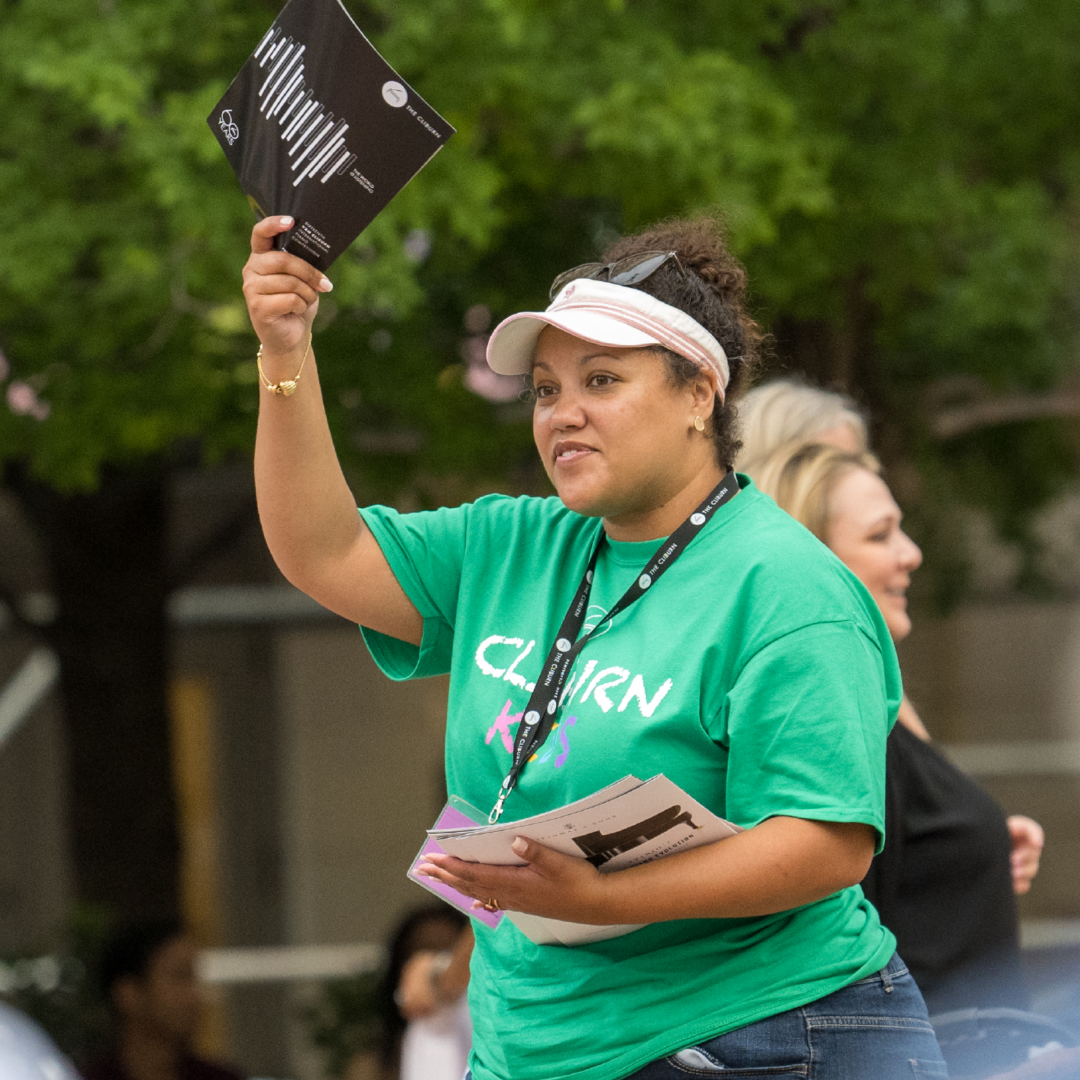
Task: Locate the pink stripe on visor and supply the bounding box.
[485,279,730,401]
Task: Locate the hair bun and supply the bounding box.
[598,212,766,400]
[687,258,746,300]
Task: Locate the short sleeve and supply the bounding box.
[715,620,892,852]
[860,728,905,912]
[358,502,472,680]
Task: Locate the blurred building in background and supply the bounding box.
[0,462,451,1078]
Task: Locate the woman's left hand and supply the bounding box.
[421,817,874,925]
[1007,815,1045,896]
[418,838,609,922]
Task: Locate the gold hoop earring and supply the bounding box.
[694,415,705,433]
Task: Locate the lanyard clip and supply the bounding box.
[488,791,507,825]
[488,775,513,824]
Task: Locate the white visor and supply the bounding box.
[486,278,730,400]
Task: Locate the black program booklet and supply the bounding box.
[208,0,454,271]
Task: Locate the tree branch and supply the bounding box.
[931,393,1080,439]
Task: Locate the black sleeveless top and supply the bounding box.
[861,722,1029,1015]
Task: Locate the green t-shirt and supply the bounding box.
[360,478,900,1080]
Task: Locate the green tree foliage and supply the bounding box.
[726,0,1080,591]
[303,970,382,1078]
[1,0,1078,918]
[0,0,835,490]
[0,0,1075,513]
[0,0,503,490]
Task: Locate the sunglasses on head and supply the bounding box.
[549,250,687,301]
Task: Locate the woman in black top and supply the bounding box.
[863,720,1028,1013]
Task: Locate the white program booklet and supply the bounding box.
[425,775,742,946]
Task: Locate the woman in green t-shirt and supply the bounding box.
[242,213,946,1079]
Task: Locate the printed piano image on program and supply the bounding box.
[573,805,703,868]
[250,25,358,188]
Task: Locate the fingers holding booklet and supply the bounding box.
[409,775,743,946]
[419,838,612,938]
[243,215,331,357]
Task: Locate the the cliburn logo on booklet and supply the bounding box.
[219,109,240,146]
[381,80,408,108]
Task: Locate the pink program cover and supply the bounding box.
[408,803,503,930]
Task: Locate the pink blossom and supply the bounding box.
[7,382,36,414]
[458,332,522,402]
[465,364,522,403]
[464,304,491,334]
[459,336,488,366]
[7,382,50,421]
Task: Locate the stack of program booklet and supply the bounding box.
[408,775,742,946]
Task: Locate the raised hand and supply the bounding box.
[242,216,333,365]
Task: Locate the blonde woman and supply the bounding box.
[736,378,868,475]
[751,443,1057,1067]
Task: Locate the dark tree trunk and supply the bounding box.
[767,269,905,463]
[11,464,180,922]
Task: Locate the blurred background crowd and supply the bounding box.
[2,0,1080,1077]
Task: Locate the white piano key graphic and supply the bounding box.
[289,111,325,155]
[254,27,277,59]
[248,28,360,190]
[292,121,332,168]
[297,129,347,185]
[260,42,294,96]
[269,69,305,118]
[282,96,315,138]
[293,118,340,171]
[262,45,304,107]
[324,150,354,182]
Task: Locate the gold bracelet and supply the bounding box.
[257,334,312,396]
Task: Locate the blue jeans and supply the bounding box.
[625,954,946,1079]
[467,954,947,1080]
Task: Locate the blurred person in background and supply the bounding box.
[749,437,1080,1077]
[394,920,472,1080]
[736,378,869,472]
[80,920,244,1080]
[738,379,1045,909]
[0,999,82,1080]
[345,906,471,1080]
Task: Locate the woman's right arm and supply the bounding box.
[244,216,423,645]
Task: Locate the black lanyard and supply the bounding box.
[488,470,740,823]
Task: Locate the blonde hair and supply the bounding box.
[737,380,868,475]
[754,442,881,542]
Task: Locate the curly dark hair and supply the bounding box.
[599,216,765,468]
